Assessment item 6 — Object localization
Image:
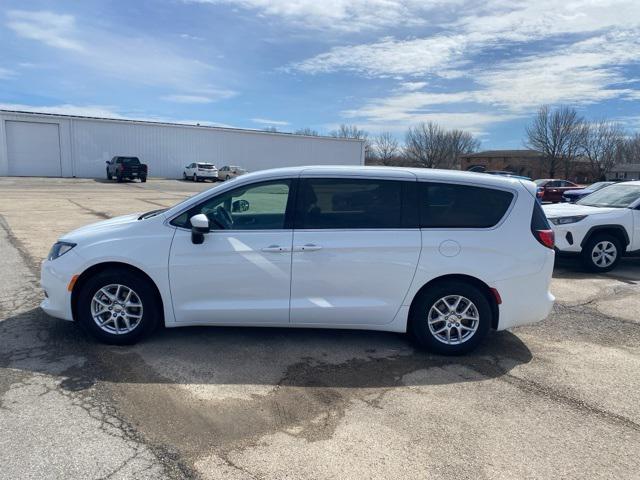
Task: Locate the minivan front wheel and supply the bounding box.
[409,281,491,355]
[76,268,159,344]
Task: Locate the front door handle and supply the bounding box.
[294,243,322,252]
[261,245,289,253]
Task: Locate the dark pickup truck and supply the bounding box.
[106,156,148,182]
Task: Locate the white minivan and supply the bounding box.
[41,167,555,355]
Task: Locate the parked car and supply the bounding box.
[218,165,247,181]
[106,156,147,183]
[534,179,580,203]
[561,181,615,203]
[544,181,640,272]
[41,166,554,355]
[183,162,218,182]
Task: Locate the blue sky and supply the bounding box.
[1,0,640,148]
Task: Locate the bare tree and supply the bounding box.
[525,105,585,177]
[617,133,640,165]
[404,122,479,169]
[404,122,449,168]
[330,124,374,161]
[446,129,480,169]
[581,120,625,180]
[294,127,319,136]
[373,131,399,165]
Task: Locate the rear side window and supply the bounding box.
[419,182,514,228]
[118,157,140,165]
[295,178,403,229]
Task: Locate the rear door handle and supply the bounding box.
[261,245,290,253]
[294,243,322,252]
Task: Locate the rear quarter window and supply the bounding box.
[419,182,514,228]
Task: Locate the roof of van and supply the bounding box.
[239,165,528,189]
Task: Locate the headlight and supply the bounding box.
[47,241,76,261]
[549,215,587,225]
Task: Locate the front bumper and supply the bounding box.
[40,251,83,321]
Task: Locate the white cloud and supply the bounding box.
[0,102,232,127]
[7,10,83,51]
[0,103,126,118]
[185,0,456,32]
[162,90,236,103]
[293,1,640,77]
[251,117,290,126]
[4,10,233,94]
[291,1,640,135]
[294,35,471,76]
[0,68,15,79]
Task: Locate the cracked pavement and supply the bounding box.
[0,177,639,479]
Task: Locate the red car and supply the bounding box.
[534,179,580,203]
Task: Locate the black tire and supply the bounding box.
[183,172,187,180]
[107,170,112,180]
[225,174,231,180]
[409,281,491,355]
[193,174,198,182]
[581,233,622,273]
[76,268,160,345]
[116,175,123,183]
[140,176,147,183]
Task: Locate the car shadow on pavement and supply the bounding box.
[0,308,532,393]
[554,256,640,283]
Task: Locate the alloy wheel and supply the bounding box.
[91,284,144,335]
[427,295,479,345]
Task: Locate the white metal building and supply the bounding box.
[0,110,365,178]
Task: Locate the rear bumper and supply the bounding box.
[493,252,555,330]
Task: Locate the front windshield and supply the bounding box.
[585,182,610,192]
[577,184,640,208]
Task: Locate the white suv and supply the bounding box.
[183,162,218,182]
[40,166,555,355]
[544,181,640,272]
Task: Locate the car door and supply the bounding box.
[289,175,421,326]
[169,178,295,325]
[544,181,561,202]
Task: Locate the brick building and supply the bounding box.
[460,150,595,182]
[460,150,544,178]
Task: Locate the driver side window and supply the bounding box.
[172,180,292,230]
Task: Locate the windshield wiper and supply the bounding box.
[138,208,168,220]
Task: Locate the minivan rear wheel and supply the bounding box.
[76,268,160,345]
[409,281,491,355]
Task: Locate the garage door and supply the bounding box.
[6,121,62,176]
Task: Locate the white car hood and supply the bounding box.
[60,213,143,242]
[543,203,620,218]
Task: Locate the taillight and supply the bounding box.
[534,229,555,249]
[530,200,554,249]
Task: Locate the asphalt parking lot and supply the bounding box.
[1,177,639,480]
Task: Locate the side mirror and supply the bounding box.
[190,214,210,244]
[105,161,110,164]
